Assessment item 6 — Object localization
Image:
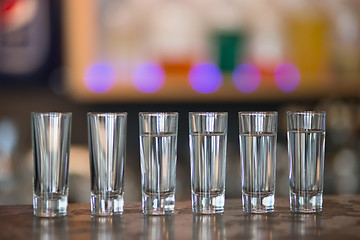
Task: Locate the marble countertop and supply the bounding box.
[1,195,360,239]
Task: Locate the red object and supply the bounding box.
[1,0,17,12]
[0,0,18,24]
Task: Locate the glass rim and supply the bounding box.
[287,111,326,116]
[87,112,127,117]
[189,112,228,116]
[238,111,278,116]
[139,112,178,117]
[31,112,72,116]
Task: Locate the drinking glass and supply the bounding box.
[239,112,277,213]
[88,112,127,216]
[189,112,228,214]
[32,112,72,217]
[139,112,178,215]
[287,111,326,213]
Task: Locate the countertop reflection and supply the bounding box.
[0,196,359,239]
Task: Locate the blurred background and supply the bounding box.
[0,0,360,204]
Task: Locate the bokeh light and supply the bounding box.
[274,63,301,93]
[132,63,165,93]
[232,64,261,93]
[189,63,223,93]
[84,63,116,93]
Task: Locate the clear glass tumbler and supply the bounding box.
[287,111,326,213]
[139,112,178,215]
[88,112,127,216]
[189,112,228,214]
[32,112,72,217]
[238,112,277,213]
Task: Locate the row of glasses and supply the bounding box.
[239,111,326,213]
[31,111,325,217]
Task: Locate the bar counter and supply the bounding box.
[1,195,360,239]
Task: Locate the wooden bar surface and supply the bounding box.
[0,195,360,239]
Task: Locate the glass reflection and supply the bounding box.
[290,214,322,238]
[33,217,68,240]
[91,216,124,240]
[142,215,174,240]
[242,214,273,239]
[192,215,226,240]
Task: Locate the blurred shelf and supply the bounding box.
[66,75,360,103]
[63,0,360,103]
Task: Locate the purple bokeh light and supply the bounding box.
[84,63,116,93]
[132,63,165,93]
[232,64,261,93]
[189,63,223,94]
[274,63,301,93]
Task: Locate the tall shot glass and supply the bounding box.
[239,112,277,213]
[189,112,228,214]
[32,112,72,217]
[287,111,326,213]
[139,112,178,215]
[88,112,127,216]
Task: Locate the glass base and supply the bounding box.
[191,192,225,214]
[33,194,68,217]
[290,191,322,213]
[91,194,124,216]
[142,193,175,215]
[242,192,274,213]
